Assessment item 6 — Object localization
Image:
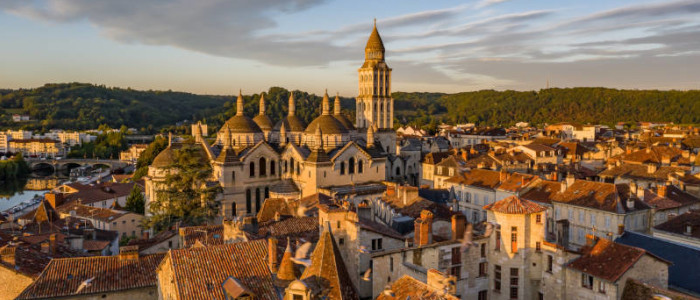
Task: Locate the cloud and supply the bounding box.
[475,0,513,9]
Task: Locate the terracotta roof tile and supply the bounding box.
[17,253,164,299]
[654,210,700,239]
[567,239,647,282]
[164,240,277,300]
[300,230,358,299]
[483,195,547,214]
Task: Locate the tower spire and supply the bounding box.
[236,89,244,116]
[367,123,374,148]
[334,92,341,115]
[322,90,331,115]
[279,122,287,146]
[258,92,266,115]
[288,92,295,116]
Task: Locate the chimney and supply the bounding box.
[414,210,434,246]
[551,171,558,181]
[268,237,278,272]
[0,246,16,267]
[661,154,671,166]
[585,234,597,246]
[451,214,466,241]
[119,245,139,261]
[49,233,57,254]
[626,197,635,210]
[647,164,657,174]
[566,173,575,187]
[657,184,667,198]
[618,224,625,235]
[274,212,281,222]
[499,169,507,183]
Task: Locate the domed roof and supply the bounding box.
[274,116,306,132]
[151,146,175,168]
[224,115,263,134]
[252,114,273,131]
[305,115,349,135]
[334,115,355,131]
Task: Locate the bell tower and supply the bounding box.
[356,20,393,131]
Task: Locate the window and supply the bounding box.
[494,265,502,292]
[479,262,488,277]
[249,162,255,177]
[349,157,355,174]
[598,280,606,293]
[478,290,488,300]
[358,160,363,173]
[168,241,172,248]
[450,266,461,279]
[396,167,401,176]
[339,238,344,245]
[510,287,518,299]
[581,274,593,289]
[371,238,383,250]
[293,295,303,300]
[590,214,595,226]
[452,247,461,264]
[255,188,261,213]
[605,216,611,229]
[232,202,237,217]
[536,242,541,252]
[547,255,553,273]
[337,221,341,229]
[296,162,300,175]
[340,162,345,175]
[390,257,394,272]
[495,230,501,251]
[231,171,235,183]
[511,227,518,253]
[481,243,486,258]
[536,214,542,224]
[264,187,269,199]
[270,160,276,175]
[579,211,584,223]
[465,193,471,202]
[259,157,266,176]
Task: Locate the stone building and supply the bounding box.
[144,23,396,221]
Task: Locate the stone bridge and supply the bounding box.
[26,158,130,172]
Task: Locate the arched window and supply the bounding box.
[290,158,295,174]
[255,188,261,213]
[259,157,266,176]
[231,202,237,217]
[349,157,355,174]
[264,187,269,199]
[358,160,364,173]
[284,160,288,173]
[340,162,346,175]
[246,189,252,214]
[270,160,276,175]
[396,166,401,176]
[249,162,255,177]
[231,171,235,183]
[296,162,300,175]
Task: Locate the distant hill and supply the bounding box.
[1,83,698,133]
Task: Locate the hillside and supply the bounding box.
[1,84,699,134]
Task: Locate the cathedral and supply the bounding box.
[145,22,400,219]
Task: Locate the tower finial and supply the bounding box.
[288,92,295,116]
[236,89,244,116]
[259,92,266,115]
[334,92,341,115]
[322,90,330,115]
[374,18,376,27]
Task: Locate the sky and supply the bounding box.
[0,0,699,95]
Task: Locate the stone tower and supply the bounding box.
[356,20,393,131]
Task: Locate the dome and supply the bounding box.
[305,115,349,135]
[224,115,263,134]
[151,146,175,168]
[334,115,355,131]
[274,116,306,133]
[252,114,273,131]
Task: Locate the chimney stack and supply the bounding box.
[657,184,668,198]
[647,163,657,174]
[451,214,466,241]
[357,201,372,220]
[268,237,278,272]
[49,233,57,254]
[119,245,139,261]
[0,246,16,267]
[414,210,434,246]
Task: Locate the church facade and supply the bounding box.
[144,23,399,219]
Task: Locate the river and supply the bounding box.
[0,177,64,212]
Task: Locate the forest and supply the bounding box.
[1,83,699,135]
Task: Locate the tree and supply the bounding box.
[143,144,221,232]
[124,185,145,214]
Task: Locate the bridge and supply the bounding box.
[26,158,130,172]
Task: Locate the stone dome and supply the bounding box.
[274,116,306,133]
[224,115,263,134]
[305,115,349,135]
[334,114,355,131]
[151,146,175,168]
[252,114,273,131]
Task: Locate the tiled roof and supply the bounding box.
[497,173,538,193]
[17,253,165,299]
[552,180,649,213]
[566,238,651,282]
[616,231,700,295]
[643,185,700,210]
[357,218,405,240]
[62,182,136,205]
[653,210,700,239]
[257,216,319,242]
[445,169,501,190]
[127,230,177,252]
[180,224,224,247]
[375,275,459,300]
[520,180,560,204]
[300,230,358,299]
[0,232,86,278]
[164,239,278,300]
[483,195,547,214]
[599,164,688,182]
[613,145,690,165]
[56,203,131,223]
[621,278,700,300]
[256,198,296,223]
